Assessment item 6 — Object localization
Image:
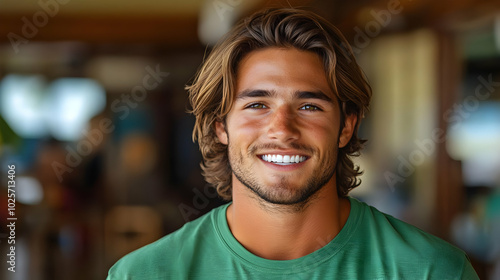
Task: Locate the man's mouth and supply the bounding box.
[260,154,307,165]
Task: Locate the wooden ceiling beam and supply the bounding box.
[0,14,200,47]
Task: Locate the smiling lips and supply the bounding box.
[261,154,307,165]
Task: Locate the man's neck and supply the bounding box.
[226,179,350,260]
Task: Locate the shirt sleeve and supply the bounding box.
[461,255,480,280]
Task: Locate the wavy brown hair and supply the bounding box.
[187,8,372,200]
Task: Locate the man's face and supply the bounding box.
[215,47,356,206]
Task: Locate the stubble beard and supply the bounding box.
[228,141,338,213]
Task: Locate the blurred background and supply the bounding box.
[0,0,499,279]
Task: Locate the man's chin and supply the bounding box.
[249,182,320,206]
[233,170,326,210]
[251,190,321,213]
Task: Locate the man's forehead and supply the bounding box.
[233,48,335,98]
[237,47,324,69]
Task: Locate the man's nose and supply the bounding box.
[266,105,300,143]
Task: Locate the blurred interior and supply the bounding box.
[1,0,500,279]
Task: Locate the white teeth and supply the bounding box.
[261,154,306,164]
[276,155,283,162]
[283,155,290,163]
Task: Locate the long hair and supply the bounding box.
[186,8,372,200]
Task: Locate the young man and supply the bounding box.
[108,8,479,279]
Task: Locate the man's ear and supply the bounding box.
[339,114,357,148]
[215,121,228,145]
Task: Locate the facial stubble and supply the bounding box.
[227,136,339,213]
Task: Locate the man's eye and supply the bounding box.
[300,104,321,111]
[248,103,267,109]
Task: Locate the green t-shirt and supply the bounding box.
[107,197,478,279]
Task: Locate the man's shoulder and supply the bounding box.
[107,203,228,279]
[354,198,462,253]
[351,198,477,278]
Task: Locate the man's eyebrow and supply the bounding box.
[236,89,276,99]
[295,90,333,103]
[235,89,334,103]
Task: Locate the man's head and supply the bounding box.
[187,8,372,201]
